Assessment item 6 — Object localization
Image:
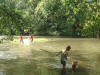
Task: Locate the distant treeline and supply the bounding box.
[0,0,100,38]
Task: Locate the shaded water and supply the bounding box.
[0,37,100,75]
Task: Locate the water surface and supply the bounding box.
[0,37,100,75]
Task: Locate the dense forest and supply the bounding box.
[0,0,100,38]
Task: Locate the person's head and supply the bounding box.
[66,45,71,51]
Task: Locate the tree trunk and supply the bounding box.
[97,31,100,38]
[97,34,99,38]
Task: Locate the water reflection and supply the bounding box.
[61,69,67,75]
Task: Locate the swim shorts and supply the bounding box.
[61,60,66,65]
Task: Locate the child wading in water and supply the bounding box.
[56,46,71,69]
[30,34,33,42]
[20,34,24,44]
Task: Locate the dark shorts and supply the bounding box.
[61,60,66,65]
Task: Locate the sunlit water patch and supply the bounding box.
[23,38,31,46]
[0,51,17,59]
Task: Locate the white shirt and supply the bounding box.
[61,50,69,61]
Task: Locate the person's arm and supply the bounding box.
[56,51,61,56]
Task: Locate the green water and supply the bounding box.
[0,38,100,75]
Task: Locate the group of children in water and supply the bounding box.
[20,34,78,73]
[20,34,34,43]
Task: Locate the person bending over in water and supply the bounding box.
[56,45,71,69]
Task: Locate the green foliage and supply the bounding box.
[0,0,99,38]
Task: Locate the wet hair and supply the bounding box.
[66,45,71,50]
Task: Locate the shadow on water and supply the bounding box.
[61,69,66,75]
[0,65,89,75]
[60,65,89,75]
[92,54,100,75]
[0,56,89,75]
[0,49,96,75]
[1,63,89,75]
[0,61,60,75]
[29,49,91,75]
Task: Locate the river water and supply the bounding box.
[0,37,100,75]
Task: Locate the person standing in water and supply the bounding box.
[20,34,24,43]
[30,34,33,42]
[56,45,71,69]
